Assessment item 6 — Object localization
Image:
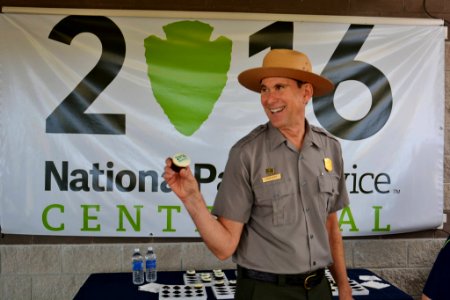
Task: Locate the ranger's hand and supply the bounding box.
[163,158,200,204]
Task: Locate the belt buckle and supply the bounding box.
[303,273,317,290]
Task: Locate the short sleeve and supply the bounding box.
[211,145,253,223]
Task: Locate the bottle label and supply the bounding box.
[146,259,156,269]
[133,261,143,271]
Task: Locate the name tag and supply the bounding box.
[262,173,282,183]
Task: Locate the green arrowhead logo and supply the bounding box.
[144,20,232,136]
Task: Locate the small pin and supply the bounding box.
[265,168,275,176]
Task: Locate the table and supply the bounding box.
[345,269,413,300]
[74,268,413,300]
[74,270,235,300]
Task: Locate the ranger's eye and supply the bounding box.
[274,84,286,91]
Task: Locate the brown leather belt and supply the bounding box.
[238,266,325,289]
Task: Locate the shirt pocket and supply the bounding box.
[253,179,297,226]
[317,173,340,217]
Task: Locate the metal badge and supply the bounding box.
[324,158,333,172]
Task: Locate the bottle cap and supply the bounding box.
[170,153,191,172]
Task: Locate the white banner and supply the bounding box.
[0,13,445,236]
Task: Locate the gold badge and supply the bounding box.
[324,158,333,172]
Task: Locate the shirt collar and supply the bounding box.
[267,120,322,151]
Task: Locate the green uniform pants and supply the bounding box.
[234,274,333,300]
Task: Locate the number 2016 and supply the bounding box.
[46,16,392,141]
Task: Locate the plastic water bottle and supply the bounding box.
[132,248,144,285]
[145,246,157,282]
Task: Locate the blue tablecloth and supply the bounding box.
[74,268,413,300]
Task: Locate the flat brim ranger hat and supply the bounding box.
[238,49,334,97]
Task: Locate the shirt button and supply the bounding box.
[310,234,314,239]
[305,208,310,212]
[313,261,317,266]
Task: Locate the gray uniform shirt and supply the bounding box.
[212,121,349,274]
